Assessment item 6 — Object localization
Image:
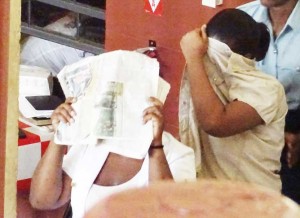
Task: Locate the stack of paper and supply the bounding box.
[19,65,53,97]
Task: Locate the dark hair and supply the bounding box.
[206,9,270,61]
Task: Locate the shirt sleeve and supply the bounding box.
[225,53,286,124]
[162,132,197,182]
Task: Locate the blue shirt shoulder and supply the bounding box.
[238,0,300,110]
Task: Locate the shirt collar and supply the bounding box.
[255,3,270,24]
[260,0,300,31]
[286,0,300,31]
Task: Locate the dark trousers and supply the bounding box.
[280,109,300,204]
[280,147,300,204]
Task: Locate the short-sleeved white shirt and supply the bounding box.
[62,131,196,218]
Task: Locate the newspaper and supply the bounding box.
[54,50,170,158]
[57,56,95,98]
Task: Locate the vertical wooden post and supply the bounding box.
[0,0,20,216]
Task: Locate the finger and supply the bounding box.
[143,102,163,122]
[59,103,77,117]
[51,111,75,132]
[143,111,163,124]
[143,112,159,122]
[51,104,75,124]
[147,97,163,108]
[65,97,77,104]
[143,105,163,119]
[51,110,72,124]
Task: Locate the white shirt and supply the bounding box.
[62,131,196,218]
[21,15,95,76]
[85,155,149,212]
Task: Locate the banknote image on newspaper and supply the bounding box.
[64,66,91,97]
[93,81,123,138]
[58,56,95,98]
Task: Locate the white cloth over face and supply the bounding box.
[179,38,288,191]
[62,131,196,218]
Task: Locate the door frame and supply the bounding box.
[0,0,20,216]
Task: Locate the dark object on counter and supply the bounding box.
[18,128,26,139]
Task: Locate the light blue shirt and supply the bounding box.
[238,0,300,110]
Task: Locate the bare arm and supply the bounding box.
[143,97,173,182]
[148,148,173,182]
[29,141,72,209]
[180,26,263,137]
[30,98,77,209]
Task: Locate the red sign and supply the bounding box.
[144,0,163,16]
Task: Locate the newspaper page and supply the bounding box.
[55,50,166,158]
[57,55,96,98]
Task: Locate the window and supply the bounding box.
[21,0,106,54]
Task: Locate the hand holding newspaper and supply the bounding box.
[55,50,170,159]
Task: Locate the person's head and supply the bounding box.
[206,8,270,61]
